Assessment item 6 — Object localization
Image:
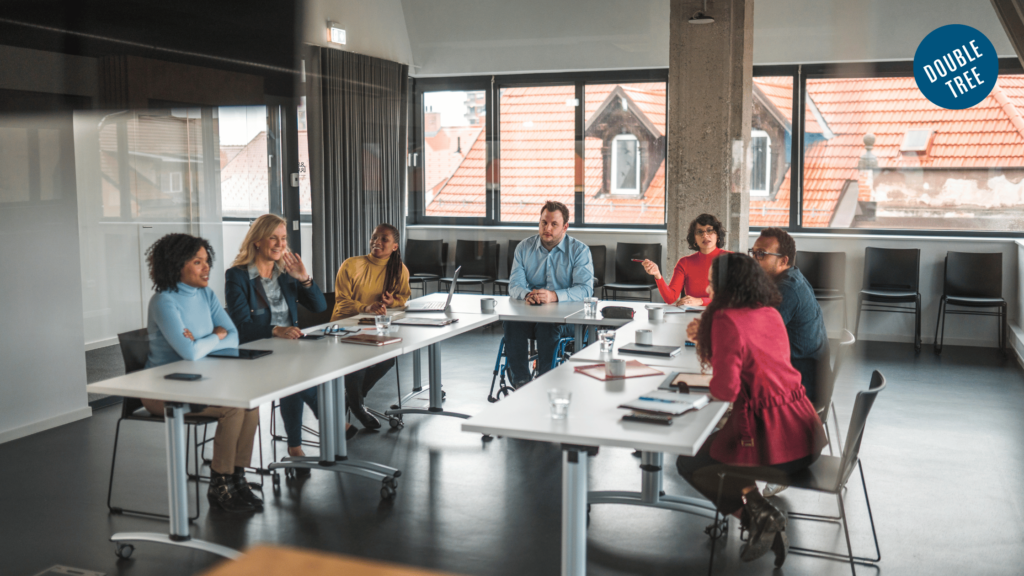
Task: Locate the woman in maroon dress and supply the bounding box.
[676,253,826,567]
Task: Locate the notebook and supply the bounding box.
[339,333,403,346]
[207,348,273,360]
[618,343,681,358]
[619,391,710,416]
[573,360,663,381]
[658,371,713,393]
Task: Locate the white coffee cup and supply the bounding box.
[481,298,496,313]
[647,307,664,321]
[605,359,627,379]
[635,329,653,345]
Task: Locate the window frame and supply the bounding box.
[610,134,641,195]
[748,129,771,197]
[408,69,669,230]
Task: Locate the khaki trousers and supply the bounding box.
[142,399,259,475]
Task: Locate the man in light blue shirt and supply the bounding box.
[504,201,594,387]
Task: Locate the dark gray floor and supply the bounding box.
[4,324,1024,576]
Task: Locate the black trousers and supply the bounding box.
[676,431,820,515]
[345,358,395,410]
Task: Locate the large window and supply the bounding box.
[422,90,487,218]
[800,73,1024,231]
[748,76,793,228]
[218,105,270,218]
[498,85,576,222]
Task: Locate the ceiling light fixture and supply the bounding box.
[689,0,714,24]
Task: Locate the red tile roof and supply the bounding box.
[221,130,312,217]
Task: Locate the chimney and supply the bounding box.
[424,112,441,137]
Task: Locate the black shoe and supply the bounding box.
[771,530,789,568]
[351,404,381,430]
[207,474,254,513]
[347,424,359,440]
[233,469,263,510]
[739,490,787,562]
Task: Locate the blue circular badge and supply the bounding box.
[914,25,997,110]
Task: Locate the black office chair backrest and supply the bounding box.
[506,239,521,276]
[796,250,846,293]
[818,329,856,419]
[588,245,607,287]
[614,243,661,284]
[944,251,1002,299]
[836,370,886,490]
[442,242,449,273]
[297,292,336,329]
[405,239,444,277]
[454,240,498,278]
[862,247,920,292]
[117,328,151,418]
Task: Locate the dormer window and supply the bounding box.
[750,130,771,197]
[611,134,640,194]
[901,129,934,154]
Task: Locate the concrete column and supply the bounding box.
[666,0,753,263]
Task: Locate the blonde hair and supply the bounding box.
[232,214,289,270]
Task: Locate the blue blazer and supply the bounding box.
[225,265,327,345]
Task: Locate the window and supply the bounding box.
[296,97,311,215]
[748,75,793,228]
[801,73,1024,231]
[217,105,270,218]
[160,172,183,193]
[750,130,771,196]
[499,85,576,222]
[422,90,487,218]
[611,135,640,194]
[584,81,667,225]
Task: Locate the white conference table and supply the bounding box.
[568,318,704,372]
[462,361,728,576]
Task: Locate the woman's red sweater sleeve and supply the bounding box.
[655,259,687,304]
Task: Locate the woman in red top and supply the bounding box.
[676,253,826,567]
[641,213,728,306]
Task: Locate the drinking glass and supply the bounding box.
[583,297,599,317]
[597,329,616,356]
[375,315,393,334]
[548,389,572,419]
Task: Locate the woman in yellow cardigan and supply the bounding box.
[331,223,411,430]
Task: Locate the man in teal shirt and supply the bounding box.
[505,201,594,388]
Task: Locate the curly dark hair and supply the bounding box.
[146,233,215,293]
[695,253,781,372]
[686,213,726,252]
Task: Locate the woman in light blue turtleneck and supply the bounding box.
[141,233,262,515]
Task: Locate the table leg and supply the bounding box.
[396,349,429,406]
[269,379,401,496]
[109,403,241,560]
[562,447,589,576]
[587,451,717,518]
[386,343,470,420]
[574,324,584,353]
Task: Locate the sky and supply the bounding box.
[218,106,267,146]
[423,91,483,127]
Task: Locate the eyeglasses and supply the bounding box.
[747,248,783,261]
[694,228,717,237]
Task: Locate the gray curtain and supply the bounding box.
[309,47,408,287]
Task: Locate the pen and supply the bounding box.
[639,396,685,403]
[631,258,645,263]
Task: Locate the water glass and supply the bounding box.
[374,315,393,334]
[583,297,599,317]
[597,329,616,356]
[548,389,572,419]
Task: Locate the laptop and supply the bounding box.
[406,266,461,312]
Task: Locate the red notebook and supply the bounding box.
[573,361,664,381]
[339,333,402,346]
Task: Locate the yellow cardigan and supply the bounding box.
[331,254,411,320]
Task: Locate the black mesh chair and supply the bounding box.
[405,239,445,296]
[297,291,336,330]
[934,251,1006,355]
[588,244,607,298]
[494,239,522,296]
[855,247,921,352]
[707,371,885,576]
[604,243,661,301]
[797,250,848,329]
[107,328,217,521]
[441,240,498,294]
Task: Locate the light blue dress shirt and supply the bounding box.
[146,282,240,367]
[508,234,594,302]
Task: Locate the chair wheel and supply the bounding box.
[389,417,404,429]
[380,484,397,499]
[272,472,281,492]
[390,404,400,410]
[441,390,447,401]
[482,434,493,442]
[115,543,134,559]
